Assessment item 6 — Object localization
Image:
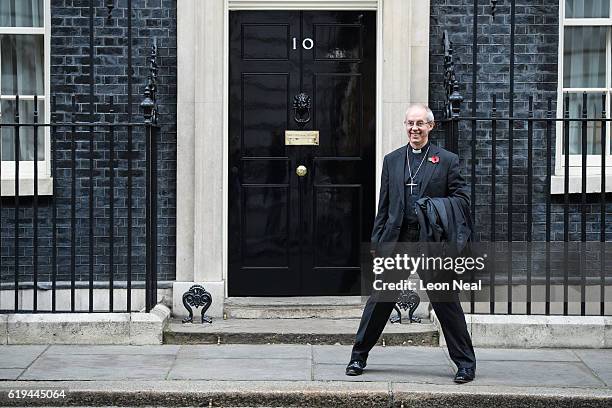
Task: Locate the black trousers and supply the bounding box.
[350,225,476,370]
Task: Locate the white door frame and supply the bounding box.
[175,0,429,315]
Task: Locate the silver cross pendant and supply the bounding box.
[406,178,418,195]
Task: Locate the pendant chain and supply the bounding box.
[407,145,431,182]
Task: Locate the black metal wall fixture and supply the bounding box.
[181,285,213,324]
[0,0,160,314]
[390,290,421,324]
[440,0,610,317]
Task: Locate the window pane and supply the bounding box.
[566,0,610,18]
[0,0,43,27]
[563,93,604,155]
[563,27,606,88]
[0,34,44,95]
[1,99,45,161]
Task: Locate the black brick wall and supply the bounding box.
[0,0,177,285]
[2,1,609,291]
[429,0,612,249]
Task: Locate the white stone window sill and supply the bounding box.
[1,177,53,196]
[550,174,612,194]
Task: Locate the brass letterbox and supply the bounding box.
[285,130,319,146]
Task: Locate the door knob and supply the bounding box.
[296,165,307,177]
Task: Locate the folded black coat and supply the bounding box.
[413,196,473,301]
[415,196,473,257]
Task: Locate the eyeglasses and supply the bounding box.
[404,120,432,128]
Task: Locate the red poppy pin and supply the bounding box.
[428,155,440,164]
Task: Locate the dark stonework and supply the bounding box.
[1,1,609,293]
[429,0,612,248]
[0,0,177,285]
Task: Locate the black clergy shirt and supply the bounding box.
[403,141,430,227]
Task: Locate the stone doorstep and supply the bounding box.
[0,381,610,408]
[431,311,612,348]
[2,304,170,345]
[164,318,439,346]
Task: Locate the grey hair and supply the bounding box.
[405,103,435,123]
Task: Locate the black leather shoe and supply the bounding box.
[345,360,366,376]
[454,367,475,384]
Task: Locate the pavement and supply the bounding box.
[0,344,611,407]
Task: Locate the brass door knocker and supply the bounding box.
[292,92,311,127]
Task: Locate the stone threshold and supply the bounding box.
[0,380,610,407]
[0,304,171,345]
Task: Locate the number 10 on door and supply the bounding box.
[293,37,314,50]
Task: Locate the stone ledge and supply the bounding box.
[130,304,172,345]
[431,312,612,348]
[0,314,7,345]
[3,304,170,345]
[7,313,130,345]
[606,317,612,348]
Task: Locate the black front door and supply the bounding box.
[228,10,376,296]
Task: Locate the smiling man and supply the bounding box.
[345,104,477,384]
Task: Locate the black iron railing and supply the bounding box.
[440,32,610,315]
[0,44,159,314]
[440,94,610,317]
[0,0,161,314]
[0,76,159,312]
[442,30,462,156]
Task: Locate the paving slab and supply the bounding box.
[19,353,175,381]
[45,344,180,355]
[168,358,311,381]
[574,349,612,386]
[467,360,606,387]
[0,368,23,380]
[314,363,455,383]
[0,345,47,368]
[177,344,311,360]
[473,348,580,362]
[313,344,449,366]
[0,345,610,407]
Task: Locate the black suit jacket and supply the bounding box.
[371,143,470,245]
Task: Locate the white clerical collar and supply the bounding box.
[409,143,429,154]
